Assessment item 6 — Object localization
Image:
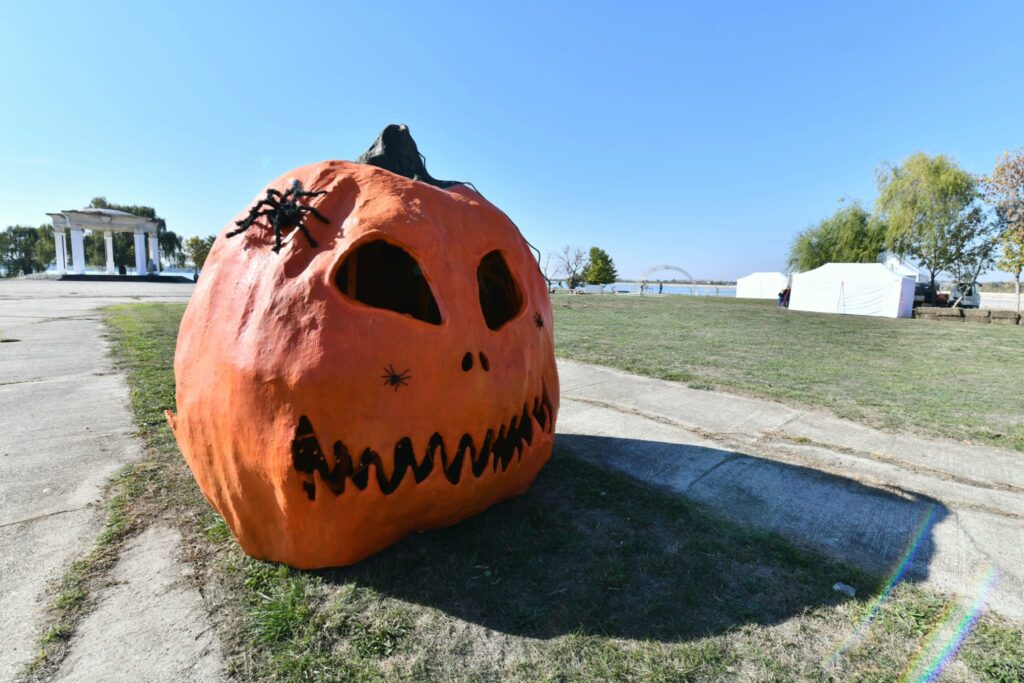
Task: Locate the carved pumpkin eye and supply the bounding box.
[335,240,442,324]
[477,250,523,330]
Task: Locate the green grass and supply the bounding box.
[30,302,1022,682]
[553,293,1024,452]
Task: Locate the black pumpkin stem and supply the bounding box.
[356,124,545,271]
[357,124,464,189]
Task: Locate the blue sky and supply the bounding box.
[1,1,1021,279]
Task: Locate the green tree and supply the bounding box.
[33,224,55,270]
[944,205,1000,291]
[787,201,886,272]
[88,197,182,268]
[874,153,979,289]
[582,246,618,285]
[0,226,43,277]
[82,231,112,268]
[998,227,1024,312]
[986,149,1024,312]
[183,235,216,271]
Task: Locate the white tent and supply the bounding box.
[735,272,788,299]
[789,263,916,318]
[884,255,926,283]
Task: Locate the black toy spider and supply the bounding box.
[226,179,329,252]
[380,365,412,391]
[533,312,544,329]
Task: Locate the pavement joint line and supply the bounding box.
[765,429,1024,496]
[0,373,108,388]
[563,395,703,430]
[684,453,744,493]
[955,523,1000,567]
[0,294,191,302]
[774,413,803,430]
[757,443,1024,521]
[0,506,91,530]
[29,316,102,325]
[943,501,1024,522]
[0,312,99,319]
[559,379,613,394]
[653,458,682,479]
[723,431,1024,520]
[564,395,762,445]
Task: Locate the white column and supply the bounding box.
[54,230,67,274]
[148,233,159,272]
[70,228,86,275]
[104,231,115,274]
[133,229,146,275]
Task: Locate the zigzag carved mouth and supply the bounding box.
[291,384,554,500]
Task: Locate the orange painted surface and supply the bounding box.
[167,161,559,568]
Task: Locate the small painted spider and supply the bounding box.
[226,179,329,252]
[380,364,412,391]
[533,312,544,329]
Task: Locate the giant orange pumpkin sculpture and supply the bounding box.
[167,125,558,568]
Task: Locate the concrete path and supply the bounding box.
[0,279,196,681]
[556,360,1024,620]
[54,526,223,683]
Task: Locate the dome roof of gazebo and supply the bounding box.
[64,207,138,217]
[47,208,159,233]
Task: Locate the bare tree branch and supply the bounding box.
[556,246,587,290]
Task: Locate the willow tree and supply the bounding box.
[986,149,1024,312]
[874,153,978,289]
[788,202,886,272]
[88,197,182,267]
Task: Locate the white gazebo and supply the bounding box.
[46,208,160,275]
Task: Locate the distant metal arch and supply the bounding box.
[638,265,696,287]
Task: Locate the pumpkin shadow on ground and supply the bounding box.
[323,438,946,641]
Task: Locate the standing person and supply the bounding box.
[658,282,663,295]
[779,274,793,308]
